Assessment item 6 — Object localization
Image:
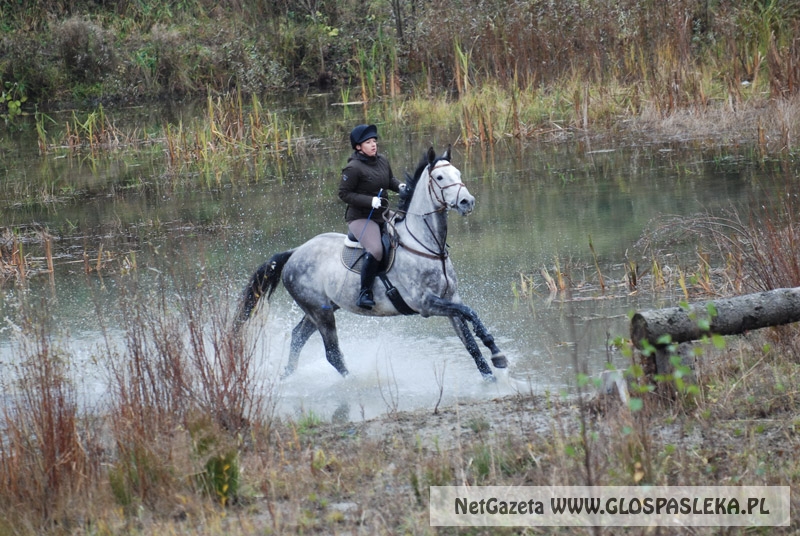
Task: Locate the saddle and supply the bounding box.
[341,231,395,274]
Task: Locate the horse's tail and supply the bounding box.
[234,250,294,331]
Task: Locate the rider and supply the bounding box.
[339,124,403,309]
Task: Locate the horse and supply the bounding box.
[235,146,507,380]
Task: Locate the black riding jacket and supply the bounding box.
[339,151,401,223]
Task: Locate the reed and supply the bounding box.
[32,94,281,171]
[453,37,471,97]
[12,235,25,281]
[30,75,800,177]
[356,47,372,102]
[48,92,308,181]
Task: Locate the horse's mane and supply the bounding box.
[397,149,449,214]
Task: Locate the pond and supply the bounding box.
[0,97,792,422]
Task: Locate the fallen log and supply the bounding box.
[631,287,800,350]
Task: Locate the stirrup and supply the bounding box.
[357,289,375,309]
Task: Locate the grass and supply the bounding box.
[2,198,800,534]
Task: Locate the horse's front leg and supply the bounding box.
[449,316,494,379]
[470,314,508,369]
[427,296,508,371]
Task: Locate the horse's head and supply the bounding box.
[422,145,475,216]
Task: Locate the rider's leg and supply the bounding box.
[356,252,379,309]
[348,220,383,309]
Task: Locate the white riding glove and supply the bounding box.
[371,196,382,209]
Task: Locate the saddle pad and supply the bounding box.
[340,240,396,274]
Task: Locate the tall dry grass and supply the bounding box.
[0,272,275,531]
[0,305,100,532]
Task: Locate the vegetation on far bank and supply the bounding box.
[1,0,799,191]
[1,1,799,145]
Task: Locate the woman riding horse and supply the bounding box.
[236,145,507,380]
[338,124,404,309]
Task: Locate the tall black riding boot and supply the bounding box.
[357,252,379,309]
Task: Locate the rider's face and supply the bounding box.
[357,137,377,157]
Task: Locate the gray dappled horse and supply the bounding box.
[235,146,507,380]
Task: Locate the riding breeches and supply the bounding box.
[348,219,383,261]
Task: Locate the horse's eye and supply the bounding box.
[433,174,442,181]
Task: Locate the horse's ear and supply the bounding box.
[442,144,452,162]
[426,146,436,166]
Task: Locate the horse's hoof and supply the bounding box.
[280,367,296,380]
[491,354,508,368]
[481,372,496,383]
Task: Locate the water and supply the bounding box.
[0,101,793,422]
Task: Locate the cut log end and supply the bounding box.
[630,312,649,349]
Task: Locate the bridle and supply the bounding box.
[393,161,468,294]
[426,162,467,211]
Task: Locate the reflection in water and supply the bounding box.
[0,121,795,421]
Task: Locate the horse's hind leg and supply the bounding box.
[312,309,348,377]
[449,316,493,379]
[282,315,318,378]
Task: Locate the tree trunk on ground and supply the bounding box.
[631,287,800,349]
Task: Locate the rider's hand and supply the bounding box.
[371,196,383,209]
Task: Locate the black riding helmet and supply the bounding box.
[350,124,378,149]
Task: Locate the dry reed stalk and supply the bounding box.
[650,258,664,291]
[511,84,521,138]
[553,256,566,291]
[454,41,463,96]
[425,60,432,96]
[477,105,487,144]
[391,68,400,98]
[12,237,25,281]
[588,236,605,293]
[461,104,473,144]
[44,233,54,274]
[359,57,368,103]
[582,85,589,130]
[540,266,557,294]
[165,123,178,164]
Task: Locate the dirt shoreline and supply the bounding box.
[219,368,797,535]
